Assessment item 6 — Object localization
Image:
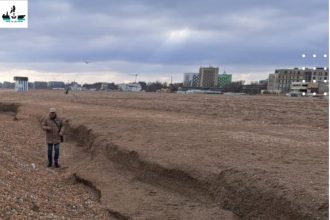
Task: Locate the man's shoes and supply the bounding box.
[55,163,60,168]
[47,163,52,167]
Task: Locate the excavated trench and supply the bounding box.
[0,102,20,117]
[62,121,328,220]
[71,174,129,220]
[3,107,325,219]
[4,101,326,219]
[18,104,325,220]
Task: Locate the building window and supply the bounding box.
[313,77,316,79]
[325,72,328,76]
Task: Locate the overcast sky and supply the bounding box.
[0,0,328,83]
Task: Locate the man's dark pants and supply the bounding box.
[48,143,60,165]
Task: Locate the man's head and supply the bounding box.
[49,107,57,119]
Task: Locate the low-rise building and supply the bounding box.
[289,81,328,95]
[3,81,15,89]
[242,84,267,95]
[34,81,48,89]
[48,81,65,89]
[118,83,142,92]
[100,83,108,90]
[259,79,268,85]
[14,76,29,92]
[290,82,309,94]
[28,82,34,89]
[70,82,82,91]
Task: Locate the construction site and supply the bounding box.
[0,90,328,219]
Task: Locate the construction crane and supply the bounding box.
[129,74,139,83]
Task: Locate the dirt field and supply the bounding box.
[0,90,328,219]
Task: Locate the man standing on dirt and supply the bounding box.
[42,108,64,168]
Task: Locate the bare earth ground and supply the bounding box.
[0,113,113,219]
[0,90,328,219]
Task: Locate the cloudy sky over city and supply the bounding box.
[0,0,328,83]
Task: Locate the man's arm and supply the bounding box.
[42,119,51,131]
[59,119,65,135]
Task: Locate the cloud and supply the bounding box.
[0,0,328,83]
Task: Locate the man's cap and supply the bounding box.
[49,107,56,113]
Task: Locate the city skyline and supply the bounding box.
[0,0,328,84]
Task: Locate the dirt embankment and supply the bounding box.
[0,102,20,117]
[63,123,232,219]
[61,121,328,220]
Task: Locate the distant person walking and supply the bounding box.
[42,108,64,168]
[65,87,70,94]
